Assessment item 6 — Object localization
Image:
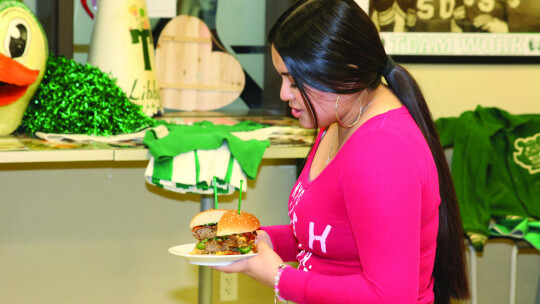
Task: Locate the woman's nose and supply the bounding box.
[280,83,293,102]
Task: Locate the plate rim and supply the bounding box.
[168,243,258,266]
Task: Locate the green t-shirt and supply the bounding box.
[436,106,540,251]
[143,120,270,179]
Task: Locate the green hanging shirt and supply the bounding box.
[435,106,540,251]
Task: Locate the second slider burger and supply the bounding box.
[190,209,260,255]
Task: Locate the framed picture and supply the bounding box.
[363,0,540,63]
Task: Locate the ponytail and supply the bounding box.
[269,1,471,301]
[385,64,470,304]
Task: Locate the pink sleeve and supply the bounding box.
[278,132,426,303]
[260,225,300,262]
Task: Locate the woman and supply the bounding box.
[214,0,470,303]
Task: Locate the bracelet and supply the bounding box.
[274,264,289,303]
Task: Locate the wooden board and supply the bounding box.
[155,15,245,111]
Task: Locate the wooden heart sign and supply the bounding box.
[156,15,245,111]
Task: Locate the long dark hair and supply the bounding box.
[269,1,470,303]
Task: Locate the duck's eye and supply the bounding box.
[5,18,30,58]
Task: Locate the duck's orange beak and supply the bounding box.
[0,52,39,106]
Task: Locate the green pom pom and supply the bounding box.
[17,54,157,136]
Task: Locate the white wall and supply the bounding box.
[0,160,296,304]
[407,63,540,118]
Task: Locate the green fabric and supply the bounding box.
[149,178,233,194]
[489,217,540,250]
[153,156,174,185]
[225,155,234,183]
[149,150,238,194]
[143,120,270,179]
[194,150,201,186]
[435,106,540,251]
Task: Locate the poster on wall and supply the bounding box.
[366,0,540,63]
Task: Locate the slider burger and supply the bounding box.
[190,209,260,255]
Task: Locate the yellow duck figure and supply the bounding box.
[0,0,47,135]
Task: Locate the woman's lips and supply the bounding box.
[291,108,302,118]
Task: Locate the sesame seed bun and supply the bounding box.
[189,209,228,228]
[216,210,260,236]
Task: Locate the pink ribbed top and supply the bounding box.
[262,106,440,304]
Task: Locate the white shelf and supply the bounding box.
[0,146,309,163]
[0,149,114,163]
[113,149,151,161]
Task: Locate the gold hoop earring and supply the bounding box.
[335,95,361,129]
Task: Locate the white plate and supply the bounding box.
[168,243,258,266]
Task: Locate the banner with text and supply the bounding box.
[380,33,540,56]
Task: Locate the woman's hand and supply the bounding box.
[211,232,283,287]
